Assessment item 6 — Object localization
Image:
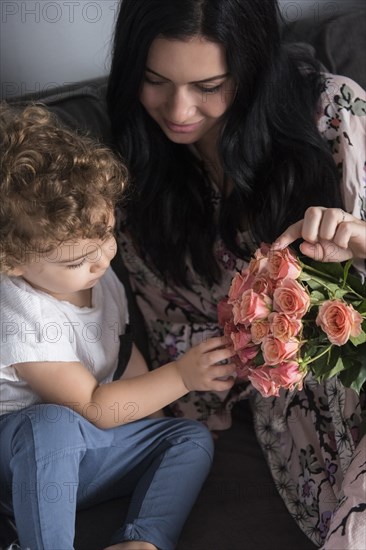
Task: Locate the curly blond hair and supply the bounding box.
[0,103,128,273]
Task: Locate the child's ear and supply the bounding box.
[7,266,25,277]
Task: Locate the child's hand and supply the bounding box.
[175,336,236,392]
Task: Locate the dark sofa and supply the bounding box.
[1,10,365,550]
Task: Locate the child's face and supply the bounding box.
[13,233,117,300]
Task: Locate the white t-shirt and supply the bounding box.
[0,267,129,415]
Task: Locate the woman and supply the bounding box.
[107,0,366,547]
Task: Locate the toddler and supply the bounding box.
[0,104,236,550]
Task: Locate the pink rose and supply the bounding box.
[234,358,251,380]
[273,279,310,319]
[237,344,260,365]
[269,312,302,342]
[252,274,275,295]
[228,269,254,303]
[267,247,302,280]
[218,298,233,327]
[230,327,252,351]
[234,344,260,379]
[248,366,281,397]
[251,320,270,344]
[233,289,272,326]
[248,244,270,276]
[262,336,300,366]
[223,320,237,340]
[316,300,363,346]
[269,360,306,391]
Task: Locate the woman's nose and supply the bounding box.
[167,88,196,123]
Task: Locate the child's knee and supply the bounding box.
[14,404,86,458]
[179,419,214,462]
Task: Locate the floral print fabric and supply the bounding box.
[117,75,366,546]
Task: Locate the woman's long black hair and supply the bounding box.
[107,0,343,287]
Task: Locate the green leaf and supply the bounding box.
[336,342,366,393]
[346,273,366,296]
[300,256,365,297]
[301,258,345,280]
[316,356,346,381]
[339,362,366,394]
[298,271,312,282]
[333,288,351,299]
[342,259,352,285]
[310,290,326,304]
[358,300,366,314]
[350,331,366,347]
[305,279,323,290]
[327,283,342,296]
[252,351,264,367]
[302,343,319,359]
[310,347,340,380]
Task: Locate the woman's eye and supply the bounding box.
[198,84,222,94]
[144,76,165,86]
[66,258,86,270]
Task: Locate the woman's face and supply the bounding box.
[139,36,236,147]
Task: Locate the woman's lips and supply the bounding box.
[164,119,203,133]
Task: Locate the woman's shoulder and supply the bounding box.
[319,73,366,115]
[316,74,366,229]
[316,73,366,143]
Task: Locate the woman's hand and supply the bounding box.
[274,207,366,262]
[176,336,236,393]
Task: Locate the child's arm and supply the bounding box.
[14,336,235,429]
[121,344,165,418]
[120,344,150,380]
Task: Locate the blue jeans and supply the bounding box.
[0,405,213,550]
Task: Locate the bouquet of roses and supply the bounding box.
[218,244,366,397]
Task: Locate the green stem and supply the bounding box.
[303,344,333,366]
[300,265,364,300]
[300,262,338,282]
[302,272,338,295]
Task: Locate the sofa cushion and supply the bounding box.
[9,77,111,144]
[283,9,366,89]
